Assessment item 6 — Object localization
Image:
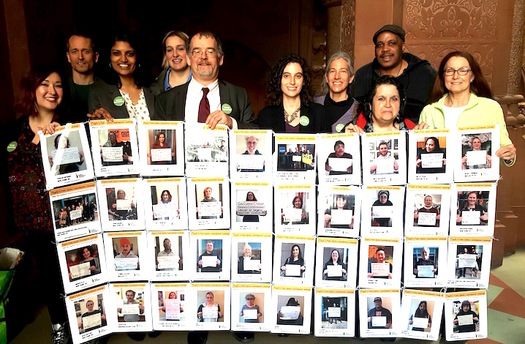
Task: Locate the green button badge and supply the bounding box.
[113,96,125,107]
[222,103,232,115]
[299,116,309,126]
[6,141,17,153]
[336,123,345,132]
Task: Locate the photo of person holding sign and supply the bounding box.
[370,141,398,175]
[117,289,145,322]
[453,300,479,333]
[456,246,482,279]
[114,237,139,271]
[461,136,491,169]
[280,244,306,277]
[101,130,132,165]
[367,247,392,279]
[238,135,264,172]
[152,189,179,220]
[149,131,175,164]
[238,243,261,274]
[325,140,353,175]
[196,186,223,219]
[367,297,392,329]
[281,195,309,225]
[108,188,137,221]
[156,238,180,271]
[416,137,446,174]
[197,292,222,322]
[277,297,304,325]
[197,240,222,272]
[322,248,347,281]
[48,133,86,175]
[236,191,266,223]
[414,194,440,227]
[456,191,488,226]
[240,294,262,323]
[160,291,183,321]
[413,247,438,278]
[324,194,354,229]
[371,190,393,227]
[78,299,107,332]
[408,300,431,332]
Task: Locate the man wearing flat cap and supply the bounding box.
[367,296,392,329]
[350,24,436,123]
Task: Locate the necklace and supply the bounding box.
[284,107,301,124]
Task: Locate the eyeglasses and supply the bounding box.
[191,48,217,57]
[444,67,471,76]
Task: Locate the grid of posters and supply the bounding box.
[40,123,505,342]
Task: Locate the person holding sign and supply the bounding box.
[115,237,139,271]
[371,190,393,227]
[49,133,85,175]
[367,248,392,279]
[197,186,222,219]
[282,196,309,225]
[117,289,144,322]
[257,54,328,133]
[149,132,174,164]
[109,189,137,220]
[453,300,479,333]
[325,140,353,175]
[324,194,354,229]
[418,51,516,166]
[323,249,347,281]
[157,238,180,271]
[81,245,101,276]
[237,191,266,223]
[277,297,303,325]
[238,243,261,274]
[414,195,440,227]
[239,135,264,172]
[101,131,132,165]
[197,292,222,322]
[408,300,431,332]
[198,241,222,272]
[79,299,106,332]
[416,137,446,174]
[413,247,437,278]
[367,297,392,329]
[240,294,262,323]
[456,191,488,225]
[370,141,398,175]
[160,291,183,320]
[280,244,306,277]
[461,136,491,169]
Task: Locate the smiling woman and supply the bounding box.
[88,32,155,121]
[257,54,329,133]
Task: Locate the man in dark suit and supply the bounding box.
[154,31,256,129]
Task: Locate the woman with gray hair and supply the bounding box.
[314,51,358,132]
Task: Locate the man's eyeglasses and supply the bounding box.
[444,67,471,76]
[191,48,217,57]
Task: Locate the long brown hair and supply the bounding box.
[429,51,493,103]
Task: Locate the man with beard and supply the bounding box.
[325,140,353,175]
[350,25,436,123]
[371,141,398,174]
[154,31,256,129]
[367,297,392,329]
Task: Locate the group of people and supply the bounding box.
[4,22,516,344]
[56,199,96,228]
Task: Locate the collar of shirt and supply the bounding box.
[164,68,193,91]
[185,78,220,124]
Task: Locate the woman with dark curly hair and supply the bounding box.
[257,54,328,133]
[345,75,415,133]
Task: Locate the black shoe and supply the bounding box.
[127,332,146,341]
[233,331,255,343]
[51,323,71,344]
[187,331,208,344]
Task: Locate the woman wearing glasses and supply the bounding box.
[418,51,516,166]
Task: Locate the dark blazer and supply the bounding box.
[257,102,329,134]
[153,79,256,128]
[88,79,155,119]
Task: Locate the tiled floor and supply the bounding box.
[10,249,525,343]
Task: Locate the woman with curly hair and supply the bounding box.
[257,54,329,133]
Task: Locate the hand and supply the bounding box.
[325,164,332,172]
[198,260,203,267]
[344,123,364,135]
[39,121,61,135]
[88,107,114,122]
[496,144,516,165]
[413,122,429,130]
[416,159,422,168]
[206,110,233,129]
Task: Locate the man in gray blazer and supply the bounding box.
[154,31,256,129]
